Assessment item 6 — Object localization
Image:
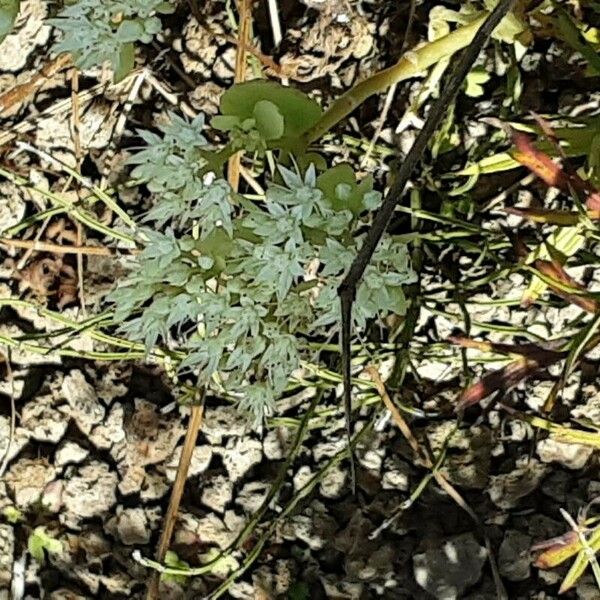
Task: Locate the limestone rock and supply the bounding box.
[21,394,69,444]
[201,475,233,513]
[61,461,117,529]
[61,370,105,435]
[537,438,593,470]
[5,458,55,507]
[219,438,262,483]
[55,442,89,467]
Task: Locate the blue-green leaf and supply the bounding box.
[0,0,20,44]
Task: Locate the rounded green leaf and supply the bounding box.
[316,163,373,215]
[211,115,241,132]
[253,100,284,141]
[219,80,322,139]
[116,19,145,42]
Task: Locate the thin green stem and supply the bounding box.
[302,13,489,144]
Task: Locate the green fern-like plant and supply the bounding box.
[108,81,417,422]
[49,0,174,80]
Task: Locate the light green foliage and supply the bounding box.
[109,82,416,422]
[27,527,62,562]
[465,66,490,97]
[0,0,20,44]
[552,1,600,76]
[49,0,174,80]
[162,550,189,585]
[2,506,23,523]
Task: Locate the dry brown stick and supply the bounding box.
[365,365,423,460]
[146,393,206,599]
[186,0,285,77]
[0,54,71,116]
[14,172,80,270]
[70,67,86,314]
[227,0,253,191]
[0,237,133,256]
[0,79,111,149]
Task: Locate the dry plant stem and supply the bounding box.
[361,83,397,168]
[0,237,131,256]
[302,12,490,145]
[144,71,198,119]
[339,0,515,492]
[100,69,148,190]
[15,217,53,270]
[266,0,288,85]
[227,0,252,190]
[267,0,283,48]
[367,366,507,600]
[13,167,81,269]
[0,79,110,148]
[239,164,265,195]
[146,393,206,600]
[186,0,285,78]
[70,67,86,314]
[0,54,71,115]
[365,366,422,458]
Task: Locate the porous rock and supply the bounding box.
[164,445,212,482]
[201,475,233,513]
[219,438,262,483]
[55,442,89,467]
[537,438,594,471]
[0,524,14,587]
[5,458,56,507]
[106,507,151,546]
[61,461,117,528]
[488,458,547,509]
[203,405,249,444]
[61,370,105,435]
[21,394,69,444]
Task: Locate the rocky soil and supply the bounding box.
[1,1,599,599]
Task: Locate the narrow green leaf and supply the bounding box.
[559,527,600,593]
[113,42,135,83]
[553,2,600,76]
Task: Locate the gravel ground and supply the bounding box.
[1,1,599,599]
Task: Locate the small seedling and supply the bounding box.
[27,527,62,562]
[2,506,23,523]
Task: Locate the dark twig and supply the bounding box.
[338,0,516,491]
